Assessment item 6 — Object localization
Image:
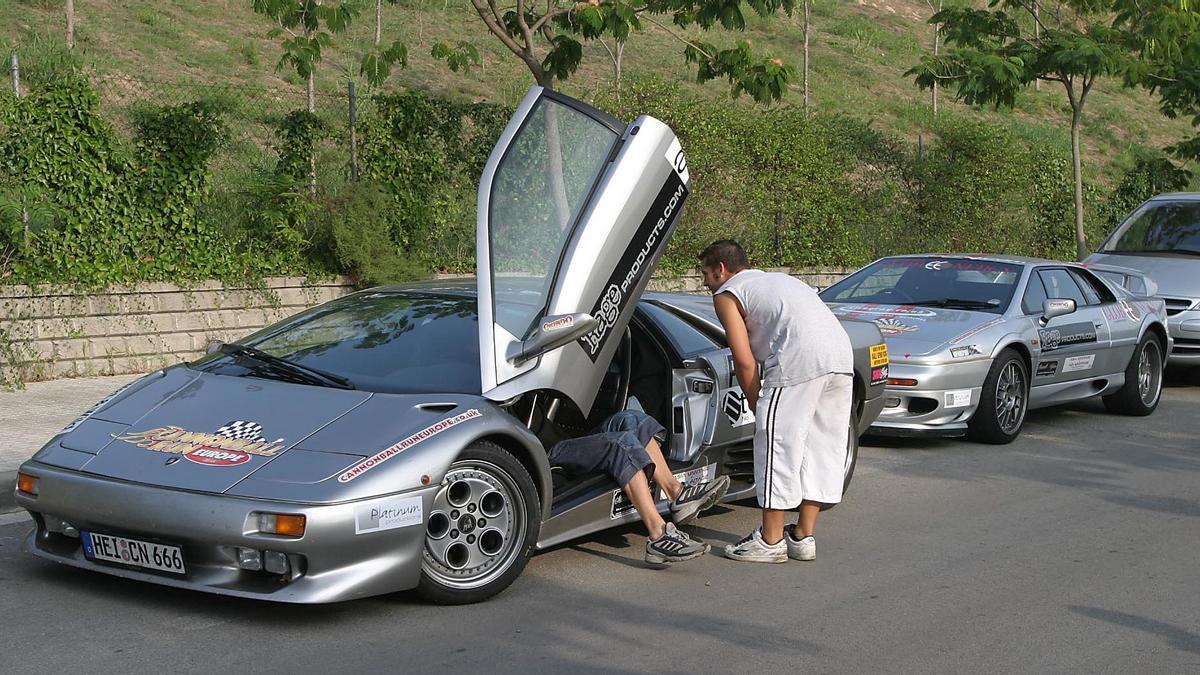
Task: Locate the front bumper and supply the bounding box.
[1167,309,1200,364]
[15,462,437,603]
[868,359,990,436]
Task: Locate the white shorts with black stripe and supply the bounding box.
[754,373,853,509]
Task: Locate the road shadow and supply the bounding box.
[856,387,1200,518]
[10,543,826,672]
[1069,605,1200,656]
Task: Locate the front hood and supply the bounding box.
[77,369,372,494]
[1087,253,1199,298]
[825,303,1001,358]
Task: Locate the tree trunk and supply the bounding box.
[307,72,316,196]
[1033,2,1040,92]
[615,41,624,88]
[932,0,941,115]
[1070,103,1087,260]
[801,0,811,110]
[542,94,572,230]
[375,0,382,46]
[66,0,75,49]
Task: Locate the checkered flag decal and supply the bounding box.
[215,420,264,441]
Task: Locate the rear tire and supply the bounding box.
[968,349,1028,445]
[1103,334,1164,416]
[416,441,540,605]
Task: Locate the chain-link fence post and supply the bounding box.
[349,79,359,182]
[10,53,29,240]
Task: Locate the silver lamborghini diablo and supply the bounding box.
[15,87,886,605]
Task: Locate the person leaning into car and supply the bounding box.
[699,239,854,563]
[547,409,731,564]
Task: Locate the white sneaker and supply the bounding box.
[784,524,816,561]
[723,527,787,563]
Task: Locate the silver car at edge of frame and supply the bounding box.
[1085,192,1200,366]
[13,86,887,605]
[820,254,1171,443]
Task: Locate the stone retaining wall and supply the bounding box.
[0,267,851,385]
[0,277,355,383]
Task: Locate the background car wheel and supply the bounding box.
[416,440,540,605]
[1103,334,1164,416]
[968,349,1028,445]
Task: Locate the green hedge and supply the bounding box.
[0,68,1189,289]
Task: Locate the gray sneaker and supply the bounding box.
[645,523,710,564]
[783,524,816,561]
[669,474,731,525]
[723,527,787,563]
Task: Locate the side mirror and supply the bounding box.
[205,340,224,355]
[506,313,597,365]
[1040,298,1076,326]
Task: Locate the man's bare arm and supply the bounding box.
[714,292,760,411]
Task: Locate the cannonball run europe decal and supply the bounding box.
[338,409,482,483]
[113,425,287,467]
[578,145,690,362]
[1038,322,1098,352]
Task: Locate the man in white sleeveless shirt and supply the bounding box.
[699,240,854,563]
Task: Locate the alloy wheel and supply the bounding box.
[994,361,1026,435]
[1137,340,1163,406]
[422,459,527,591]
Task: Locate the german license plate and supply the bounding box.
[81,530,186,575]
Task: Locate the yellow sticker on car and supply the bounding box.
[870,344,889,367]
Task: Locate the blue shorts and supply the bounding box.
[548,411,667,488]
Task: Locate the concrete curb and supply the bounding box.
[1,470,18,514]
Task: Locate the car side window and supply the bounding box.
[1038,269,1088,307]
[1071,268,1117,304]
[1022,273,1049,315]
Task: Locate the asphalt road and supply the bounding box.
[2,372,1198,674]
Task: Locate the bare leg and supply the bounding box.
[644,438,682,500]
[624,471,667,540]
[796,500,821,538]
[762,508,786,545]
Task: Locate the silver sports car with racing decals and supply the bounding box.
[15,87,886,605]
[820,254,1171,443]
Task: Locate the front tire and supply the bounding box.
[968,349,1028,445]
[1103,334,1164,416]
[416,441,540,605]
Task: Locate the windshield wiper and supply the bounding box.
[216,342,356,390]
[909,298,1001,310]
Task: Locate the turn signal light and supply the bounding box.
[16,472,38,496]
[259,513,306,537]
[887,378,919,387]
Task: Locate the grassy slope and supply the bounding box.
[2,0,1196,188]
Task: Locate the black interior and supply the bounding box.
[504,315,677,506]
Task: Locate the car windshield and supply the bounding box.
[192,292,481,395]
[819,257,1021,314]
[1101,201,1200,255]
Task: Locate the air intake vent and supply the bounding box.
[1173,337,1200,355]
[416,403,458,414]
[1163,297,1194,316]
[723,446,754,481]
